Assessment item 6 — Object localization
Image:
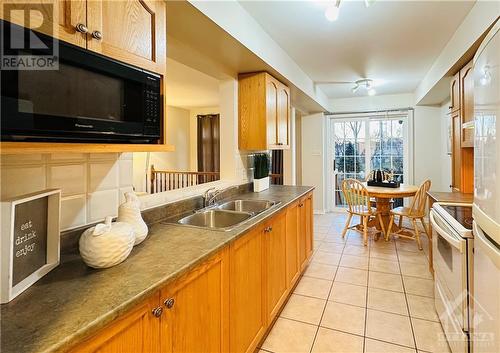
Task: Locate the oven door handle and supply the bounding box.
[430,211,464,253]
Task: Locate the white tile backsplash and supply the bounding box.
[1,152,132,231]
[89,153,119,160]
[0,165,47,199]
[119,160,134,187]
[0,154,45,164]
[48,153,87,162]
[60,195,87,230]
[48,164,87,196]
[89,161,119,192]
[88,189,119,222]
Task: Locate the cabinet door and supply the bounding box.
[161,250,229,353]
[451,111,462,192]
[305,194,314,259]
[71,294,161,353]
[298,197,307,270]
[460,60,474,147]
[277,84,290,148]
[265,212,288,323]
[0,0,87,47]
[285,202,300,288]
[87,0,166,74]
[450,71,460,113]
[229,225,266,353]
[265,76,278,148]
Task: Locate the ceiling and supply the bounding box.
[165,58,220,109]
[239,0,475,99]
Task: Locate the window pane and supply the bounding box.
[345,141,356,156]
[393,157,404,174]
[371,156,381,170]
[392,120,403,138]
[335,156,344,172]
[345,157,355,172]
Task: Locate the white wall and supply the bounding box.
[301,113,326,213]
[415,1,500,104]
[330,93,415,112]
[413,106,449,191]
[188,0,332,112]
[1,153,134,231]
[219,79,252,183]
[133,105,191,192]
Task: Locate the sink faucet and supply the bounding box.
[202,186,237,207]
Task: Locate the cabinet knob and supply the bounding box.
[152,307,163,318]
[75,23,88,34]
[164,298,175,309]
[299,203,304,207]
[264,226,273,233]
[92,30,103,40]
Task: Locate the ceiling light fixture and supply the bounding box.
[480,66,491,86]
[325,0,376,21]
[325,0,341,22]
[352,79,376,96]
[364,0,376,7]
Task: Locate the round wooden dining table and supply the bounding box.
[363,183,419,236]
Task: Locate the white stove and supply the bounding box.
[430,202,474,353]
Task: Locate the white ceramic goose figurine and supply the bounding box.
[79,216,135,269]
[117,192,148,245]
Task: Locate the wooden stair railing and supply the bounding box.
[150,165,220,193]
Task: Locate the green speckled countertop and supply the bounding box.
[0,185,314,353]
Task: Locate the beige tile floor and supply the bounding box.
[259,212,451,353]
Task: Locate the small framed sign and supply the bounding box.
[1,189,61,303]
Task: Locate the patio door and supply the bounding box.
[330,113,410,210]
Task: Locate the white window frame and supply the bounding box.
[326,109,414,212]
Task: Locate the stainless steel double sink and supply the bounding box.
[176,199,279,231]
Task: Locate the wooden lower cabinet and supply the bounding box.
[229,224,266,353]
[160,249,230,353]
[305,194,314,259]
[285,202,300,288]
[69,192,314,353]
[70,294,161,353]
[264,211,288,323]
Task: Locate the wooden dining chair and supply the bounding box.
[341,179,386,246]
[385,179,432,250]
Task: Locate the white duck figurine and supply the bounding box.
[79,216,135,269]
[117,192,148,245]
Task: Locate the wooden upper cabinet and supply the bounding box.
[239,72,291,150]
[87,0,166,74]
[266,78,279,148]
[229,224,266,353]
[277,85,290,147]
[450,71,461,113]
[460,60,474,147]
[70,293,161,353]
[264,211,288,324]
[160,250,229,353]
[0,0,87,47]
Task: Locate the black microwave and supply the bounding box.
[1,20,162,144]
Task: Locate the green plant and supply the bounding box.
[254,153,270,179]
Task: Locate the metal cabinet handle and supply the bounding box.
[92,30,103,40]
[164,298,175,309]
[152,307,163,318]
[75,23,88,33]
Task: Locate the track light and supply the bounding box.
[480,66,491,86]
[364,0,376,7]
[325,0,341,22]
[352,79,376,96]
